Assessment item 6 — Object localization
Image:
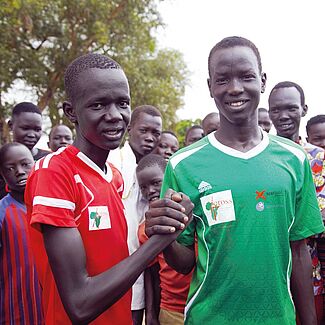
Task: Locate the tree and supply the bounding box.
[0,0,189,144]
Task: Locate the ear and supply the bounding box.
[63,101,77,124]
[8,119,13,131]
[261,73,267,93]
[207,78,213,98]
[302,104,308,117]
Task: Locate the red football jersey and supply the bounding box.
[25,146,131,325]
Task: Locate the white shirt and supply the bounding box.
[108,142,148,310]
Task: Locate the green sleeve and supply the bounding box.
[161,162,196,246]
[289,157,325,241]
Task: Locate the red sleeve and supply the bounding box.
[25,166,78,230]
[109,163,124,199]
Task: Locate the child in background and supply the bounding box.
[0,142,43,324]
[137,154,193,325]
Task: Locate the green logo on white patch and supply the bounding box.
[88,206,111,230]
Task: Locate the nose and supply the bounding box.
[278,110,290,121]
[104,104,123,122]
[148,185,156,194]
[228,78,244,95]
[15,164,25,176]
[144,133,154,143]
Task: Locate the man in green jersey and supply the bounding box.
[145,36,324,325]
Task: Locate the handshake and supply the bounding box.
[145,189,194,238]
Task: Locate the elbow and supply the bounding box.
[66,307,90,325]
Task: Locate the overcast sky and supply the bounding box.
[157,0,325,135]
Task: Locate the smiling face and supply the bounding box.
[154,133,179,160]
[268,86,305,141]
[48,125,73,151]
[0,145,34,193]
[208,46,266,127]
[10,112,42,150]
[307,122,325,150]
[128,112,162,162]
[64,68,131,157]
[137,164,164,202]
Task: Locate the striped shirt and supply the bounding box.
[0,194,43,324]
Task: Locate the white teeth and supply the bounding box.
[106,130,119,135]
[229,101,245,107]
[18,180,27,185]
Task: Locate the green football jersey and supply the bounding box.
[161,132,324,325]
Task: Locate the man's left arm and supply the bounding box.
[290,239,316,325]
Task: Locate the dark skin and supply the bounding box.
[146,46,317,324]
[0,145,34,204]
[42,67,192,324]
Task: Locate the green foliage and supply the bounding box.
[0,0,189,144]
[174,118,201,148]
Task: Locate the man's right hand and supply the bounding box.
[145,189,194,237]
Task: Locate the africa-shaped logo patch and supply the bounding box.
[200,190,236,226]
[88,206,111,231]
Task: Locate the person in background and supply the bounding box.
[153,131,179,160]
[145,36,324,325]
[184,125,204,146]
[257,107,272,133]
[137,154,192,325]
[0,102,49,200]
[0,142,43,324]
[307,115,325,150]
[109,104,163,325]
[269,81,325,324]
[201,112,220,135]
[47,124,73,152]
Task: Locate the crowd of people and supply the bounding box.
[1,36,325,325]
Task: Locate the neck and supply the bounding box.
[215,117,262,152]
[10,190,25,204]
[130,145,143,164]
[73,139,108,171]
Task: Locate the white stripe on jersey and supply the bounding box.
[272,138,306,163]
[170,144,208,169]
[33,196,76,210]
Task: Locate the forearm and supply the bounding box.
[44,226,179,325]
[163,240,195,274]
[290,240,316,325]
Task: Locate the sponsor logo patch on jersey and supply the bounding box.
[200,190,236,226]
[198,181,212,193]
[88,206,111,230]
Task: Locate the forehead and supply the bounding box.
[160,133,177,143]
[134,112,162,128]
[269,87,301,106]
[52,125,72,136]
[14,112,42,126]
[3,145,33,163]
[188,128,203,137]
[309,122,325,134]
[209,46,259,75]
[137,165,164,182]
[75,68,130,103]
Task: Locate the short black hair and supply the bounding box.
[136,153,167,174]
[208,36,262,77]
[0,142,28,170]
[161,130,178,139]
[12,102,41,119]
[306,115,325,135]
[258,107,269,113]
[269,81,305,107]
[202,112,219,125]
[64,53,121,103]
[185,125,203,142]
[130,105,162,127]
[48,124,72,139]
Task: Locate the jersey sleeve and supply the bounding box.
[289,157,325,241]
[26,167,77,230]
[161,162,196,246]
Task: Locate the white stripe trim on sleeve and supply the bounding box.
[33,196,76,211]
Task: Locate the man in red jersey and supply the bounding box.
[25,53,192,325]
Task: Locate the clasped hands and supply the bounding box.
[145,189,194,238]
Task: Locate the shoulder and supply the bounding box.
[169,136,210,170]
[268,134,307,164]
[0,195,14,224]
